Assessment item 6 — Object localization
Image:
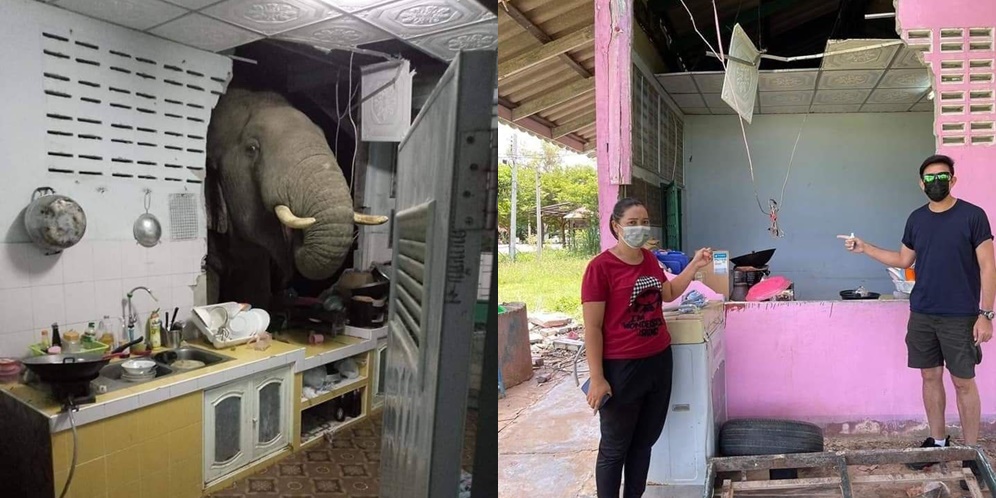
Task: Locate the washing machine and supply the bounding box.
[645,302,727,498]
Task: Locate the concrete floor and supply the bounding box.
[498,370,996,498]
[499,371,599,498]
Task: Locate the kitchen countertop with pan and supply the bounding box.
[0,329,381,432]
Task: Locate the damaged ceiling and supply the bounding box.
[644,0,933,115]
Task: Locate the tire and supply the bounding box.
[719,419,824,457]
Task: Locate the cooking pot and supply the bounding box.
[21,337,143,384]
[23,187,87,253]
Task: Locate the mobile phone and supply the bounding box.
[581,377,611,410]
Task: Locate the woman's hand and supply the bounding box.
[690,247,713,270]
[586,376,612,413]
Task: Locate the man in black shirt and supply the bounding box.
[841,154,995,473]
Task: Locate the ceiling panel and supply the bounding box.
[656,74,698,94]
[759,91,813,107]
[355,0,494,39]
[818,70,883,90]
[821,39,901,71]
[149,12,264,52]
[757,70,818,92]
[763,106,813,114]
[48,0,496,62]
[810,104,863,113]
[56,0,187,30]
[865,87,925,104]
[277,14,394,47]
[691,73,724,93]
[405,20,497,60]
[812,89,872,105]
[877,68,931,89]
[202,0,340,35]
[670,93,706,108]
[861,103,915,112]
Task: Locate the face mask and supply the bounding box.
[618,225,651,249]
[924,180,950,202]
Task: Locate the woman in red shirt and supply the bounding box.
[581,197,712,498]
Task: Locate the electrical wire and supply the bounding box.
[680,0,807,229]
[59,406,79,498]
[347,51,359,196]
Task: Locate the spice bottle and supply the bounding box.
[51,323,62,348]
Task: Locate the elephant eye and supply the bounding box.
[246,141,260,156]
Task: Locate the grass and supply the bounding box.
[498,249,592,321]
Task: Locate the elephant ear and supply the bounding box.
[205,157,229,234]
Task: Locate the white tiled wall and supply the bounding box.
[0,239,204,357]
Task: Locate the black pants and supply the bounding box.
[596,347,674,498]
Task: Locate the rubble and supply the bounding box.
[528,312,573,328]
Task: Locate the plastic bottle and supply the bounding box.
[84,322,96,342]
[40,329,50,349]
[148,309,162,349]
[97,316,116,348]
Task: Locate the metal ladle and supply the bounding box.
[133,189,162,247]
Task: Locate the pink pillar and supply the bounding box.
[896,0,996,226]
[595,0,633,250]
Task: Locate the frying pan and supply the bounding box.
[731,249,776,268]
[22,337,144,384]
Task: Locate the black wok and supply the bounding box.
[731,249,776,268]
[22,337,143,384]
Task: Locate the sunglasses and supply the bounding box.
[922,173,951,183]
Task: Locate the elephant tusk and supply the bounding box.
[354,212,389,225]
[275,205,316,229]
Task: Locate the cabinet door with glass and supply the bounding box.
[204,380,252,482]
[251,367,292,461]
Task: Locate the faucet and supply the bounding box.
[125,286,158,342]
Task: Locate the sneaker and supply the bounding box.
[960,459,984,491]
[906,436,950,470]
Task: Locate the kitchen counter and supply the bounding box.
[1,335,308,432]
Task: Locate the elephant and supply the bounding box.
[205,88,386,308]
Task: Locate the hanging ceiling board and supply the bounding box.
[721,24,760,123]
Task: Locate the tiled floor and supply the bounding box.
[209,408,479,497]
[209,416,383,498]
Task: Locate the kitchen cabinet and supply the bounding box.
[371,338,387,411]
[204,366,293,484]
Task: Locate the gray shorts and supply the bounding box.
[907,312,982,379]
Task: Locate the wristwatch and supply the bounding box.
[980,309,995,320]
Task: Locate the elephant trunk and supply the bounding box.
[270,156,354,280]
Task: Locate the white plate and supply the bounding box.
[249,308,270,333]
[227,313,253,338]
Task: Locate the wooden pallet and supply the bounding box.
[705,447,996,498]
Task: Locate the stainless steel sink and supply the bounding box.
[100,363,173,381]
[91,346,235,394]
[152,347,234,367]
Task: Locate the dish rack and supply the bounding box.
[29,338,109,357]
[190,303,257,349]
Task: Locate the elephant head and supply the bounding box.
[206,89,385,286]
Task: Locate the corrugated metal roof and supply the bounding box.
[498,0,594,153]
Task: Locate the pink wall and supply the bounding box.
[725,301,996,430]
[595,0,633,250]
[895,0,996,232]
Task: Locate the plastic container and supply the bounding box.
[62,331,82,354]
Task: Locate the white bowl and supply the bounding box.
[121,359,156,376]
